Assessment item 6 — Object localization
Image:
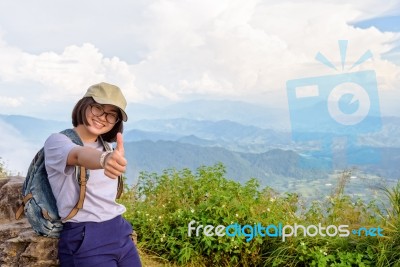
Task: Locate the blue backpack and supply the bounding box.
[15,129,123,238]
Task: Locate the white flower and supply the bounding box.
[235,213,239,217]
[191,209,195,213]
[267,208,271,212]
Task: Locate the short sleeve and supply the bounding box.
[44,133,79,176]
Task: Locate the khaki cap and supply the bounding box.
[83,82,128,121]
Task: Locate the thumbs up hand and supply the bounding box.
[115,132,125,156]
[104,132,127,179]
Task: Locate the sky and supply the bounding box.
[0,0,399,174]
[0,0,399,121]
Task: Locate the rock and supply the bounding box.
[0,176,24,221]
[0,176,139,267]
[0,177,59,267]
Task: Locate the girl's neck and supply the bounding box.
[74,125,98,143]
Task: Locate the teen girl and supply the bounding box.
[44,82,142,266]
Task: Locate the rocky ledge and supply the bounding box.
[0,177,58,267]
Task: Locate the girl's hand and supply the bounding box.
[104,133,127,179]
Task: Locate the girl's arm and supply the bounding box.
[67,133,127,179]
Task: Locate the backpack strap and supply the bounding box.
[60,129,89,221]
[99,136,123,199]
[63,166,87,221]
[15,193,33,219]
[116,176,123,199]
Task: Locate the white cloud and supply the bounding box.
[0,41,143,104]
[0,96,23,107]
[0,0,399,117]
[130,0,400,105]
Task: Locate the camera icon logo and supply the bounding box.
[327,81,370,126]
[286,40,382,170]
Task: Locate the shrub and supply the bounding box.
[122,163,299,266]
[120,165,398,266]
[0,157,7,178]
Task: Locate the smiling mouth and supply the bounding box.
[92,119,105,128]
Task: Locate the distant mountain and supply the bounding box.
[1,114,399,185]
[125,99,289,129]
[177,135,217,147]
[0,115,70,143]
[124,129,180,142]
[348,147,400,179]
[126,116,400,153]
[123,140,400,185]
[123,140,329,185]
[126,118,292,153]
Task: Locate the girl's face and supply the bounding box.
[84,103,119,138]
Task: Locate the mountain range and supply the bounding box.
[0,100,399,189]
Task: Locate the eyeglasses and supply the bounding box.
[89,104,120,124]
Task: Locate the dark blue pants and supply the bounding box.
[58,216,142,267]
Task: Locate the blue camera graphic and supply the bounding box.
[286,41,382,170]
